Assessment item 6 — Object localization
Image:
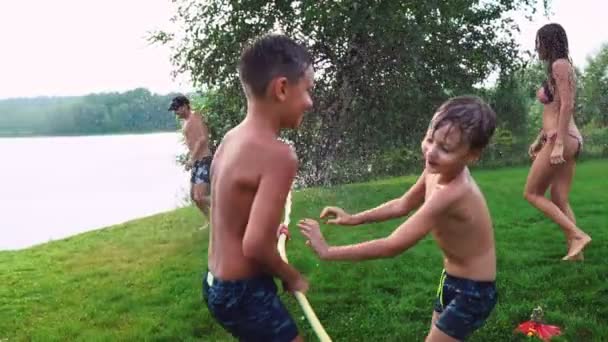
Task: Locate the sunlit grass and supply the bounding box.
[1,160,607,341]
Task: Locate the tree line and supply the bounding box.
[151,0,607,186]
[0,88,180,137]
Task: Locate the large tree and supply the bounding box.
[580,43,608,126]
[152,0,548,185]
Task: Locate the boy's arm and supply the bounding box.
[350,171,427,225]
[302,184,462,261]
[242,146,302,284]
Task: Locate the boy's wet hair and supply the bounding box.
[431,96,497,150]
[238,34,313,98]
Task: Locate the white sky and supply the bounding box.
[0,0,191,99]
[514,0,608,68]
[0,0,606,100]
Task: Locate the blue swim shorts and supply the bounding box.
[203,270,298,342]
[433,269,498,340]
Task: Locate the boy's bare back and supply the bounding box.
[424,168,496,282]
[202,34,312,342]
[208,124,297,281]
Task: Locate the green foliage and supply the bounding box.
[516,60,548,100]
[150,0,548,185]
[0,88,179,137]
[375,147,422,179]
[526,101,544,136]
[490,74,530,136]
[480,127,528,168]
[191,88,245,150]
[581,125,608,157]
[580,43,608,126]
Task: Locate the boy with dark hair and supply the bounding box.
[169,95,212,226]
[299,96,499,341]
[203,34,314,342]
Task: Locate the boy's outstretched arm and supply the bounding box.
[300,184,462,261]
[321,171,427,226]
[242,146,306,291]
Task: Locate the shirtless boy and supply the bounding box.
[169,95,212,222]
[299,96,498,341]
[203,34,315,341]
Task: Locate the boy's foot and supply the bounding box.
[562,234,591,261]
[199,223,209,230]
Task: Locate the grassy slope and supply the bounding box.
[1,160,607,341]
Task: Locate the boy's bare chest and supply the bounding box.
[424,176,444,199]
[183,120,193,137]
[183,120,201,144]
[424,177,474,232]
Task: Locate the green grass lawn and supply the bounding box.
[1,160,607,341]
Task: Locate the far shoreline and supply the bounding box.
[0,129,179,139]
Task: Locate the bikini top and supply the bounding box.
[537,80,554,104]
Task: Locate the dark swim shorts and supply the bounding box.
[433,269,498,340]
[202,270,298,342]
[191,156,212,185]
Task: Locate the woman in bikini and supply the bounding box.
[524,23,591,261]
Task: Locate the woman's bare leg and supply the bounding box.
[524,138,590,259]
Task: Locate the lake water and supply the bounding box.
[0,132,190,250]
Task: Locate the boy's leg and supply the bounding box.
[429,274,497,341]
[190,159,212,229]
[193,183,210,216]
[190,183,209,230]
[428,309,459,341]
[428,311,440,332]
[204,272,299,342]
[430,311,438,328]
[428,271,459,341]
[426,324,460,342]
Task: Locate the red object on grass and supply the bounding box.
[516,321,562,340]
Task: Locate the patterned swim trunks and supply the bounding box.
[203,270,298,342]
[191,156,212,185]
[433,270,498,340]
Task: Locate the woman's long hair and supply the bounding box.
[536,23,573,86]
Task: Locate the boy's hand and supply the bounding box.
[193,184,205,202]
[298,219,329,259]
[277,223,290,240]
[283,273,309,294]
[320,206,358,226]
[185,159,194,171]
